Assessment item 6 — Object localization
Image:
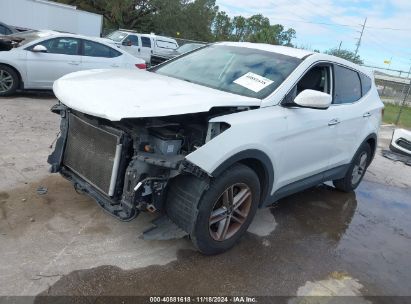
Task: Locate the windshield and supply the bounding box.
[154,45,301,99]
[106,31,128,42]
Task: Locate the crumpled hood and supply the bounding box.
[53,69,261,121]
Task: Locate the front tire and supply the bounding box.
[191,164,260,255]
[333,143,371,192]
[0,65,19,97]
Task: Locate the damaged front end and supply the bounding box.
[47,103,234,222]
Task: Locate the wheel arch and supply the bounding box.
[0,62,24,89]
[363,133,378,165]
[211,149,274,208]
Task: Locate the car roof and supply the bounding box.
[217,42,313,59]
[30,30,126,49]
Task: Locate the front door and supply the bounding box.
[25,37,81,88]
[275,64,336,189]
[119,34,142,59]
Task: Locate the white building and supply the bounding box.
[0,0,103,37]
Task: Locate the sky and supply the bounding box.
[215,0,411,75]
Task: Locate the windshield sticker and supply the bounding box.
[234,72,274,93]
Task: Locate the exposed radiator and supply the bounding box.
[63,113,123,196]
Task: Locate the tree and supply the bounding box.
[55,0,157,31]
[325,48,363,64]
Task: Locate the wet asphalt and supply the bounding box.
[33,180,411,300]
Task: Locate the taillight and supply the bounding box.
[136,63,147,70]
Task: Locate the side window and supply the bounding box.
[0,25,7,35]
[124,35,139,46]
[83,40,121,58]
[296,66,331,95]
[5,28,12,35]
[359,73,372,96]
[334,65,362,104]
[141,37,151,48]
[156,40,177,49]
[33,38,80,55]
[285,65,331,103]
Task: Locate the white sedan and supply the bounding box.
[0,30,146,96]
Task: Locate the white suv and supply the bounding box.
[48,42,383,255]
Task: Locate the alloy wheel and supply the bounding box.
[209,183,252,241]
[0,69,14,93]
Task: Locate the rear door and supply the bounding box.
[25,37,81,88]
[140,36,153,63]
[81,39,124,69]
[326,65,366,168]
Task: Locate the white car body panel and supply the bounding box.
[53,69,261,121]
[0,31,145,90]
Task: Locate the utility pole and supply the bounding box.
[354,17,367,57]
[338,41,342,52]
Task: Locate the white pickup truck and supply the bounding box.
[105,30,178,65]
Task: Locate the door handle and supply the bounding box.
[363,112,371,118]
[328,118,340,126]
[68,61,80,66]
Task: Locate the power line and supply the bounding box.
[272,17,411,32]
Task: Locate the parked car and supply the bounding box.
[106,30,178,64]
[150,42,206,66]
[0,21,18,36]
[390,128,411,156]
[0,30,146,96]
[48,42,383,255]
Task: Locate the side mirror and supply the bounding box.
[293,89,332,109]
[32,45,48,53]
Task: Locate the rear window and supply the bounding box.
[360,73,372,96]
[106,31,128,42]
[334,65,362,104]
[154,45,301,99]
[83,40,121,58]
[156,39,178,49]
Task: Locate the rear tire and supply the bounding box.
[0,65,19,97]
[333,143,371,192]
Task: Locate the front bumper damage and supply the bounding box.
[47,104,208,224]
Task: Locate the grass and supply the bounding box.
[383,102,411,129]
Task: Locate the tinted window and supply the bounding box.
[83,40,121,58]
[141,37,151,48]
[5,28,12,35]
[0,25,6,35]
[154,45,301,99]
[35,38,80,55]
[360,73,372,96]
[334,65,362,104]
[124,35,139,46]
[156,40,177,49]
